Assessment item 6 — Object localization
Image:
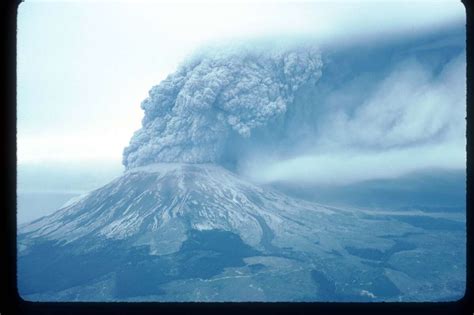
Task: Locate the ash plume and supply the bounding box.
[122,42,323,169]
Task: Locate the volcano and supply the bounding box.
[18,24,466,302]
[18,164,464,301]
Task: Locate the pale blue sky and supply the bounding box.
[17,0,464,165]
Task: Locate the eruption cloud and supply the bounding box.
[123,43,323,169]
[123,36,465,185]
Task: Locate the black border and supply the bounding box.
[1,0,473,314]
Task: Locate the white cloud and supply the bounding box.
[244,141,465,186]
[241,52,466,185]
[320,53,465,150]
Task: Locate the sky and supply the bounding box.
[17,0,466,192]
[17,0,464,162]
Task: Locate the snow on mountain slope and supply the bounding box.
[17,164,465,301]
[19,164,336,254]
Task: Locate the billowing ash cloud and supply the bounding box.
[123,43,322,169]
[123,31,465,186]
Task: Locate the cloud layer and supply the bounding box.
[318,54,465,151]
[241,49,466,185]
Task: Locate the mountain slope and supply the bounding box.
[18,164,465,301]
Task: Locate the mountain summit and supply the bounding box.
[18,164,464,301]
